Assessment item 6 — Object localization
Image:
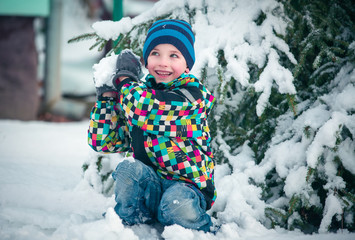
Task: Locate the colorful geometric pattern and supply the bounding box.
[88,101,131,153]
[88,73,217,207]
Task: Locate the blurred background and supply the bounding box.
[0,0,158,122]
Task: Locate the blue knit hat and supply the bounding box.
[143,19,195,70]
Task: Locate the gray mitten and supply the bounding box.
[95,84,116,99]
[112,49,143,88]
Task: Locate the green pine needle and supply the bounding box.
[67,32,98,44]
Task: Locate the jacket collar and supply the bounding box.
[145,73,194,89]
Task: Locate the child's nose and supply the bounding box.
[158,56,169,66]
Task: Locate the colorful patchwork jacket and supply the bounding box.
[88,73,216,209]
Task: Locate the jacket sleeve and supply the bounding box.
[116,78,211,140]
[88,99,131,153]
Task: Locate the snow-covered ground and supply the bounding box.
[1,0,353,239]
[0,120,353,240]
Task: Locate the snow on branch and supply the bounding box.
[92,18,133,41]
[76,0,297,117]
[255,49,296,116]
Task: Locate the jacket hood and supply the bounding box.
[145,73,216,114]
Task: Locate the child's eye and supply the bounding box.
[150,51,159,56]
[170,54,178,58]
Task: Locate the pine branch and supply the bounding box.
[67,32,98,44]
[340,189,355,204]
[97,39,108,52]
[265,207,285,218]
[306,167,314,182]
[217,66,226,103]
[88,39,103,51]
[304,126,312,139]
[287,94,297,116]
[288,194,300,215]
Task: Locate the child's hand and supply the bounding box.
[102,91,117,98]
[112,50,143,88]
[95,84,117,99]
[113,76,130,88]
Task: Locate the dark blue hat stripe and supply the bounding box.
[146,24,194,46]
[152,19,192,32]
[148,21,195,43]
[149,20,194,41]
[143,29,195,60]
[153,19,190,27]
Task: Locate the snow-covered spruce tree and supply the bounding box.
[258,0,355,233]
[81,152,122,196]
[71,0,296,194]
[69,0,355,233]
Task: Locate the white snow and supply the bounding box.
[338,138,355,174]
[319,193,344,233]
[92,49,142,88]
[2,0,353,239]
[284,166,308,198]
[0,121,352,239]
[255,49,296,116]
[306,112,346,168]
[92,17,133,41]
[92,54,118,88]
[90,0,297,116]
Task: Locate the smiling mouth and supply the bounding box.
[155,70,172,77]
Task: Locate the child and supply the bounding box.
[88,19,216,232]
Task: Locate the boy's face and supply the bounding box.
[146,44,189,83]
